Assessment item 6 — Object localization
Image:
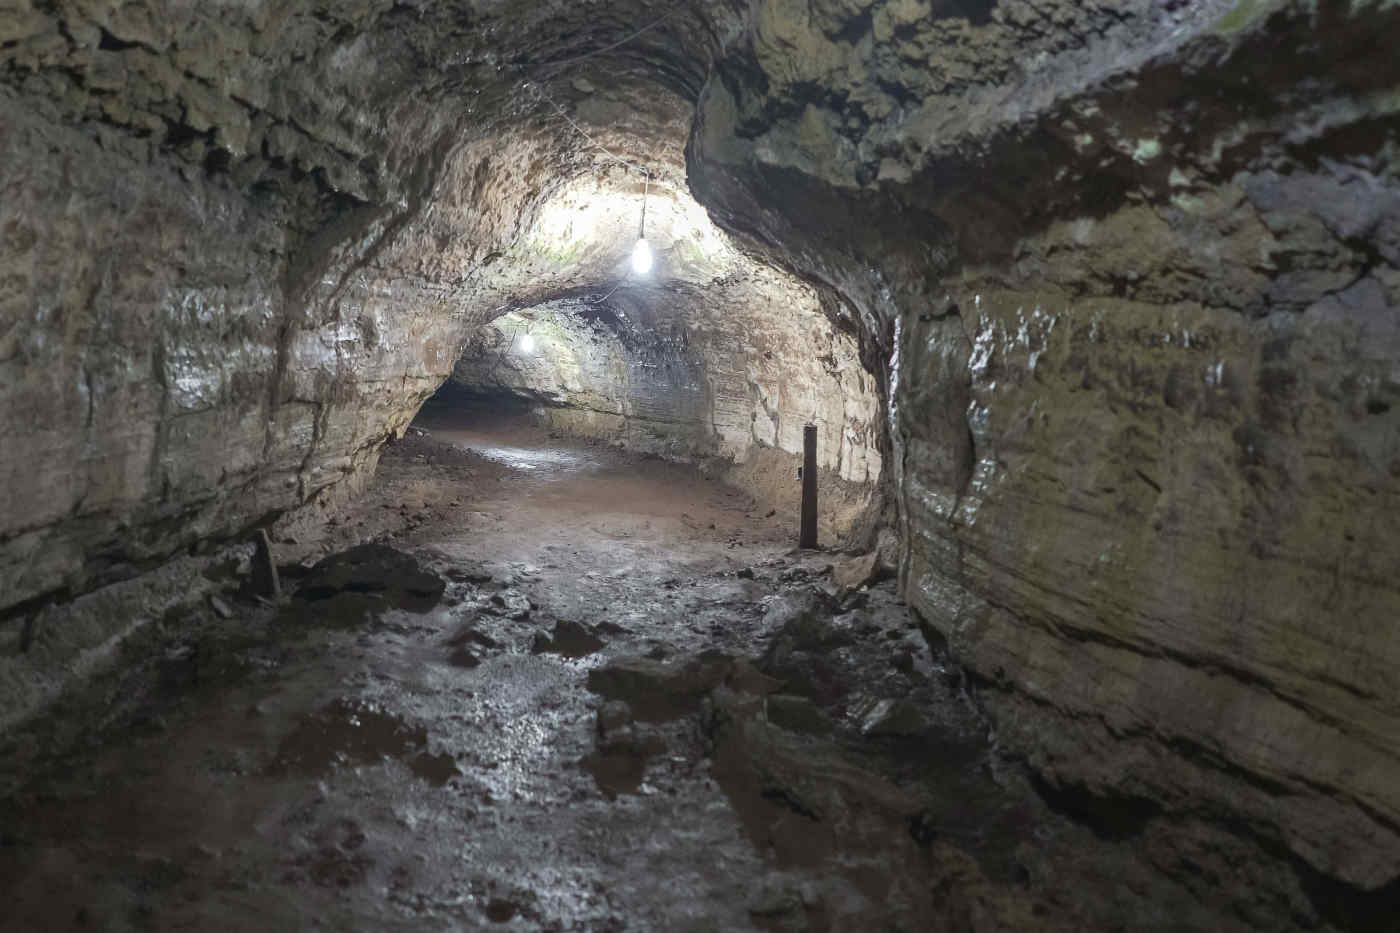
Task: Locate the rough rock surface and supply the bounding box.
[687,0,1400,901]
[3,417,1286,931]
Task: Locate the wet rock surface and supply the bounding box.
[0,413,1360,931]
[292,544,447,619]
[268,697,460,788]
[686,0,1400,905]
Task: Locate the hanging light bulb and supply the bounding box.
[631,171,653,276]
[518,333,535,354]
[631,237,652,275]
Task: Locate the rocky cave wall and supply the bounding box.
[687,0,1400,905]
[2,1,452,617]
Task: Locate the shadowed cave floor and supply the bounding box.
[0,406,1238,932]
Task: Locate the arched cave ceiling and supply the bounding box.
[5,0,809,329]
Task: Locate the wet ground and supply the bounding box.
[0,403,1230,932]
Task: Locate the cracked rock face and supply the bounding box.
[3,0,1400,922]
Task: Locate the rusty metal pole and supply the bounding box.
[800,424,818,549]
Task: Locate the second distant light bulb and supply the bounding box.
[518,333,535,354]
[631,237,653,276]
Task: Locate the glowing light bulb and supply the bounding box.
[518,333,535,354]
[631,237,653,275]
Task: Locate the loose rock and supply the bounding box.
[292,544,446,624]
[250,529,282,600]
[832,551,879,590]
[586,653,733,721]
[531,620,605,658]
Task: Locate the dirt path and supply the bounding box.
[0,406,1218,932]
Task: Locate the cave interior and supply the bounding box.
[1,1,1399,930]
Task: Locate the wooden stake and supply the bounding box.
[800,424,818,549]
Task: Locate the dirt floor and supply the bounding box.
[0,402,1231,932]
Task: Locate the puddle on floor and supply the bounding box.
[268,698,459,786]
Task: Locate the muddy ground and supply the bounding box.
[0,403,1228,932]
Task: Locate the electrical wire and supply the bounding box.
[518,12,675,313]
[521,85,653,308]
[533,5,684,73]
[487,320,530,380]
[587,277,629,305]
[531,84,645,173]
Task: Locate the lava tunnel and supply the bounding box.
[1,1,1398,930]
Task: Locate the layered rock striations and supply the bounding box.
[688,0,1400,911]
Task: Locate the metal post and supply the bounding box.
[800,424,818,549]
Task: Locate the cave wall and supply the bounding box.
[0,84,456,616]
[687,0,1400,900]
[900,184,1400,895]
[0,0,474,616]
